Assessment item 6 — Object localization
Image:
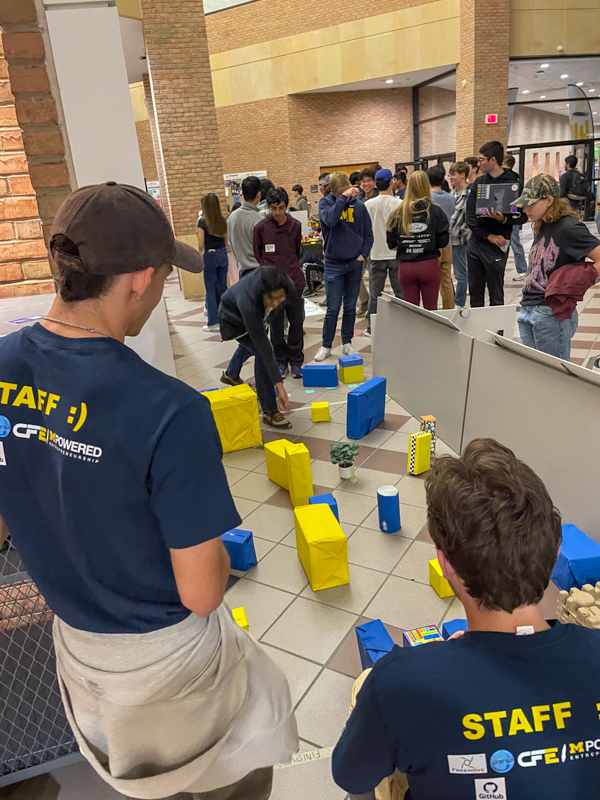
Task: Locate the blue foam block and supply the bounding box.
[309,493,339,522]
[339,354,363,368]
[356,619,395,670]
[346,376,387,440]
[551,524,600,591]
[221,529,258,571]
[442,618,468,640]
[302,364,338,387]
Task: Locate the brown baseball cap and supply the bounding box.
[50,181,204,275]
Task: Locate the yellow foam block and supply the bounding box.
[407,431,431,475]
[295,504,349,591]
[339,364,364,384]
[286,443,313,507]
[429,559,454,598]
[311,401,330,422]
[265,439,290,490]
[232,607,249,630]
[202,385,262,453]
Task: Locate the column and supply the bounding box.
[142,72,171,224]
[455,0,510,159]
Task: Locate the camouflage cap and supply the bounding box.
[514,173,560,207]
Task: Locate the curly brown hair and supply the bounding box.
[425,438,562,612]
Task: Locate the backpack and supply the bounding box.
[568,170,590,199]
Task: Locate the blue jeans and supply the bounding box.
[518,304,578,361]
[203,248,228,325]
[235,336,277,414]
[322,259,363,348]
[510,226,527,274]
[452,243,468,307]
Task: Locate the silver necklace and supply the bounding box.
[44,317,113,339]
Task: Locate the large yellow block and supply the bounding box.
[339,364,364,384]
[232,607,249,631]
[407,432,431,475]
[311,401,330,422]
[202,384,262,453]
[295,504,349,591]
[429,559,454,598]
[265,439,313,507]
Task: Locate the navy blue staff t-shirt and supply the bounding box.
[0,323,241,634]
[333,623,600,799]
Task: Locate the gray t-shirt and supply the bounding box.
[431,189,456,225]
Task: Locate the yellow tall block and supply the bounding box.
[265,439,313,506]
[295,505,349,591]
[429,559,454,598]
[202,384,262,453]
[407,432,431,475]
[311,401,330,422]
[232,607,249,631]
[339,364,364,384]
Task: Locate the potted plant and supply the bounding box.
[330,442,360,481]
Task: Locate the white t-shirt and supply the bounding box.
[365,194,402,260]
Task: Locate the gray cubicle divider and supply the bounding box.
[436,304,517,344]
[372,295,474,454]
[463,336,600,543]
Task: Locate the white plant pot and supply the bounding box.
[338,463,355,480]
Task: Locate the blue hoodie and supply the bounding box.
[319,193,374,264]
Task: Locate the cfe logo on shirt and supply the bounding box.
[474,778,507,799]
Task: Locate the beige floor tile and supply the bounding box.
[261,597,357,664]
[303,421,347,441]
[334,490,377,526]
[242,504,296,543]
[365,575,452,630]
[301,563,387,615]
[385,398,409,415]
[294,669,355,748]
[442,596,467,625]
[233,497,261,518]
[259,645,322,708]
[347,526,411,573]
[379,430,412,452]
[245,543,309,593]
[308,459,342,489]
[222,448,266,470]
[343,427,395,448]
[231,471,280,502]
[361,502,427,539]
[340,467,402,497]
[271,742,346,800]
[392,539,437,584]
[400,417,422,433]
[224,466,248,486]
[397,474,427,507]
[224,578,295,638]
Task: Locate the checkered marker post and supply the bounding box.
[420,415,436,456]
[407,432,432,476]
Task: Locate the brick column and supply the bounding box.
[140,0,224,238]
[142,72,171,223]
[455,0,510,159]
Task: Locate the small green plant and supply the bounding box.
[330,441,360,467]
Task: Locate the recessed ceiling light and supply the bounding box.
[594,112,598,115]
[566,103,570,107]
[540,95,547,99]
[540,63,550,68]
[590,89,596,92]
[385,79,394,84]
[522,89,530,94]
[560,74,569,79]
[576,82,584,86]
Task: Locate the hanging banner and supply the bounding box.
[507,87,518,143]
[567,85,593,139]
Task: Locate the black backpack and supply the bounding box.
[568,170,590,199]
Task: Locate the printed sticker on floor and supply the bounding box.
[275,746,334,769]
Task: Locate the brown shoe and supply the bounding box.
[263,411,292,429]
[220,370,244,387]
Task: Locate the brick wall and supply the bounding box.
[135,119,158,182]
[0,0,73,298]
[418,88,457,157]
[217,90,413,204]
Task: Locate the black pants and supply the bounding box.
[270,287,305,368]
[467,240,509,307]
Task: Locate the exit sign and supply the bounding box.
[485,113,498,124]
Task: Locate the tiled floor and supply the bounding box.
[0,225,587,799]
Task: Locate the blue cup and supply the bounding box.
[377,486,401,533]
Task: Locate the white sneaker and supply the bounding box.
[203,324,220,332]
[341,343,356,356]
[512,273,526,282]
[314,346,331,362]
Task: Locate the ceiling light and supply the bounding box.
[540,63,550,68]
[594,112,598,115]
[576,82,584,86]
[540,95,546,99]
[385,79,394,84]
[522,90,530,94]
[590,88,596,92]
[560,74,569,79]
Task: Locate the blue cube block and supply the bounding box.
[339,354,363,368]
[347,376,387,440]
[302,364,338,388]
[221,529,257,571]
[356,619,395,670]
[551,523,600,591]
[442,618,468,640]
[309,493,339,522]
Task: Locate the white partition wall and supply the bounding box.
[43,0,176,377]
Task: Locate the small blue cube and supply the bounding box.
[339,354,363,368]
[442,618,468,640]
[302,364,338,388]
[221,529,257,571]
[347,376,387,440]
[309,493,339,522]
[356,619,395,670]
[551,523,600,591]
